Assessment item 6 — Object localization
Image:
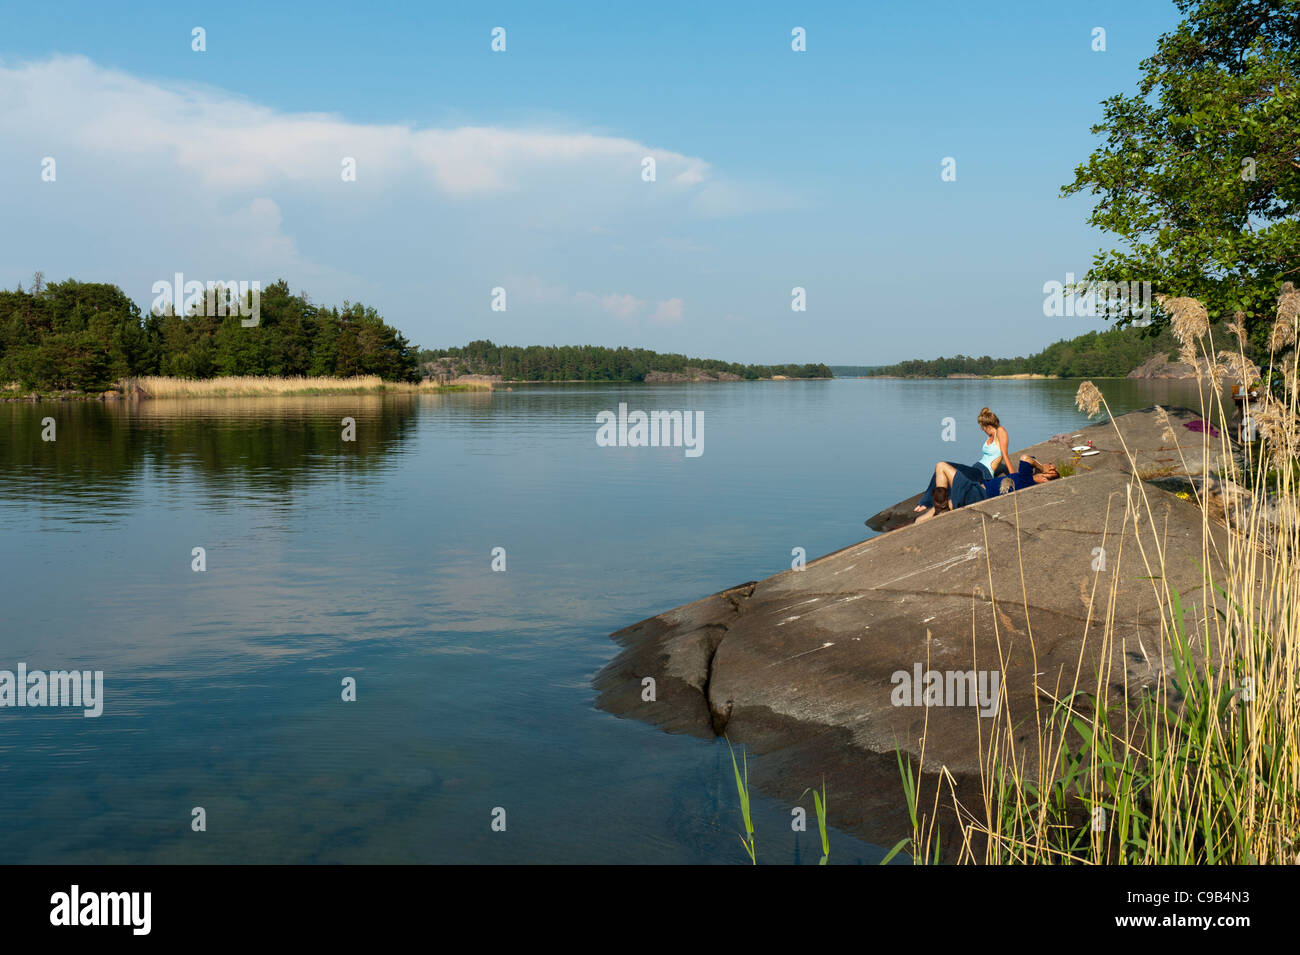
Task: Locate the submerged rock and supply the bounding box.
[595,408,1237,851]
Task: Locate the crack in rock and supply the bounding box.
[699,582,755,736]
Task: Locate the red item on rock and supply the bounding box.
[1184,419,1221,437]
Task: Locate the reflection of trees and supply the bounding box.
[0,396,422,506]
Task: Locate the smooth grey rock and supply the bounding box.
[596,410,1241,851]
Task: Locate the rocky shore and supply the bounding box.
[2,389,130,402]
[594,406,1246,851]
[1127,353,1199,379]
[642,367,741,382]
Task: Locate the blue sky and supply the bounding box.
[0,1,1184,364]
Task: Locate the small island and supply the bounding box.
[0,276,831,399]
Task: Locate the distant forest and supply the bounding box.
[417,340,831,381]
[0,277,419,391]
[1,276,829,392]
[838,325,1183,379]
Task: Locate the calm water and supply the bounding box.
[0,378,1210,863]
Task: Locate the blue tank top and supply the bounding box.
[978,437,1000,475]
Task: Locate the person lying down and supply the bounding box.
[913,455,1059,525]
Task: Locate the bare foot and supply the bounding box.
[913,504,927,512]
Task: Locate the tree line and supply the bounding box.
[0,276,420,391]
[417,340,831,381]
[860,325,1183,378]
[0,276,830,391]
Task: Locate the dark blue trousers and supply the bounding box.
[919,461,993,508]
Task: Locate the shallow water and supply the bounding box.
[0,378,1211,862]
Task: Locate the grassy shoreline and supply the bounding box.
[0,374,847,400]
[1,373,1146,398]
[0,374,494,400]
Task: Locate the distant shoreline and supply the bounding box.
[497,376,833,384]
[854,373,1058,380]
[839,374,1159,381]
[1,375,493,401]
[1,373,844,400]
[7,373,1177,400]
[8,374,1164,399]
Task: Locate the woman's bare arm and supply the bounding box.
[996,427,1011,475]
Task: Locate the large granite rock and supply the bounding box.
[595,408,1239,852]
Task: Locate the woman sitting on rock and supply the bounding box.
[913,407,1011,514]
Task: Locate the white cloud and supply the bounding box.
[506,275,572,307]
[575,290,646,320]
[511,279,656,326]
[0,55,713,199]
[650,298,685,325]
[0,55,776,349]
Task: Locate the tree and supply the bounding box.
[0,277,421,390]
[1063,0,1300,337]
[0,280,144,390]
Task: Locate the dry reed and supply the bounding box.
[901,286,1300,864]
[119,375,491,398]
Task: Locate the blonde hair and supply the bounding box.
[978,406,1000,429]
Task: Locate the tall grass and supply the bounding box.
[799,778,831,864]
[722,742,915,864]
[902,286,1300,864]
[727,737,757,864]
[118,375,492,398]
